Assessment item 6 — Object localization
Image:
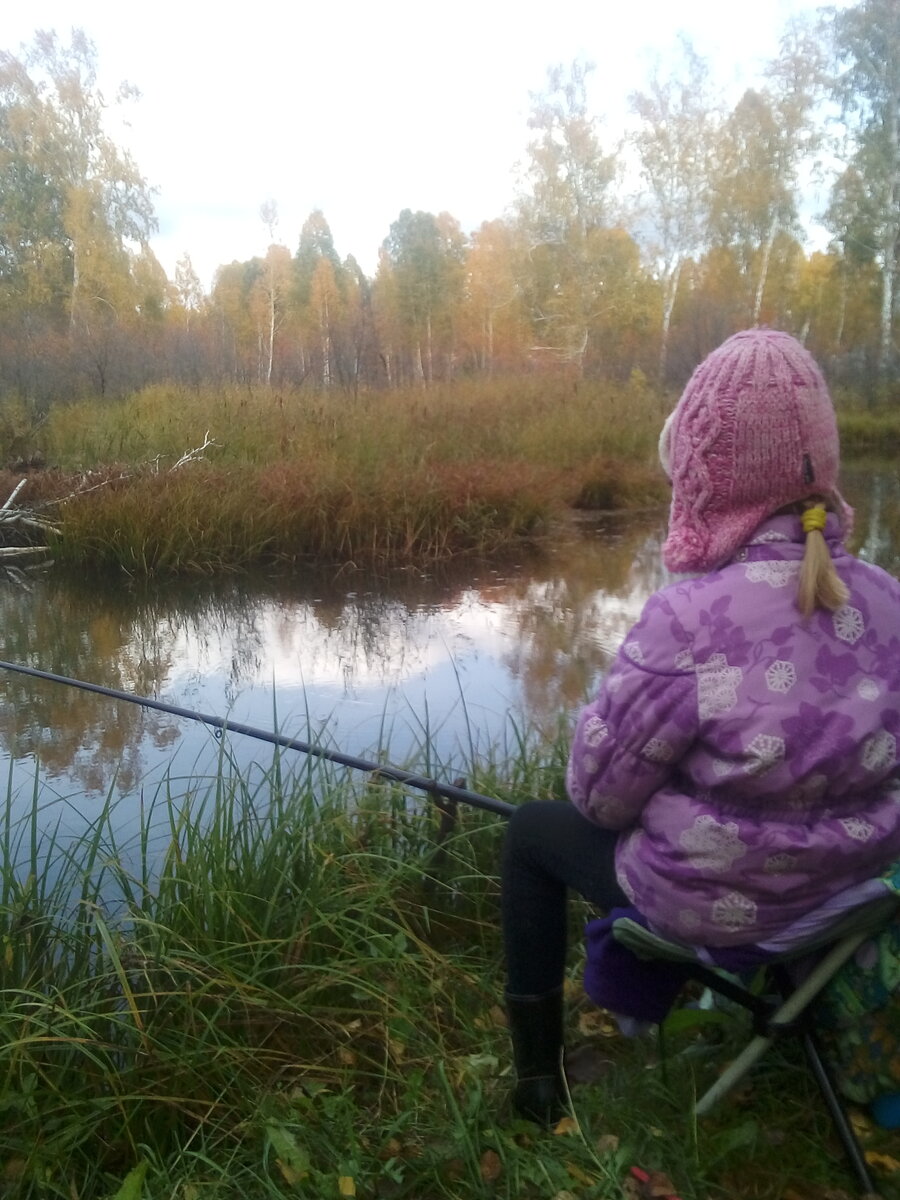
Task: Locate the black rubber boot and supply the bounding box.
[505,986,568,1125]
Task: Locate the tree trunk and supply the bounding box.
[835,262,846,351]
[70,241,80,333]
[266,291,275,385]
[878,97,899,379]
[321,293,331,388]
[752,223,777,324]
[659,261,682,383]
[878,238,895,378]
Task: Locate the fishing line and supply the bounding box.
[0,659,515,818]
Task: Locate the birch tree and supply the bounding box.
[0,25,157,385]
[380,209,466,384]
[710,23,824,324]
[629,40,718,379]
[462,219,529,374]
[294,211,346,385]
[828,0,900,378]
[516,61,619,373]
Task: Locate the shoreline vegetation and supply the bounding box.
[0,377,893,577]
[3,730,898,1200]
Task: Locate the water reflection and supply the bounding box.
[0,512,667,804]
[848,464,900,576]
[0,463,896,822]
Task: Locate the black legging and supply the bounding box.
[501,800,628,996]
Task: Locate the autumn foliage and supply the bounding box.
[0,6,898,429]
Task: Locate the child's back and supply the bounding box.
[568,508,900,946]
[501,327,900,1126]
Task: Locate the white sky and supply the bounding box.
[3,0,848,290]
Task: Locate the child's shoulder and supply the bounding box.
[641,561,768,642]
[626,575,718,664]
[844,552,900,596]
[648,566,735,618]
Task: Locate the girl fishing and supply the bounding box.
[501,328,900,1123]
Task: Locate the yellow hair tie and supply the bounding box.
[802,504,827,535]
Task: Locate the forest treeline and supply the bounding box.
[0,0,898,413]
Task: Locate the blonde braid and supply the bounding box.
[797,501,850,617]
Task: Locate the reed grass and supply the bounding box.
[1,378,671,574]
[1,727,896,1200]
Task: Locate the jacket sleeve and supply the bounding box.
[566,589,697,830]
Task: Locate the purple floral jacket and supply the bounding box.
[566,513,900,947]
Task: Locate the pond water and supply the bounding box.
[0,464,897,850]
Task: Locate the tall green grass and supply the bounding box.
[1,729,896,1199]
[38,378,670,475]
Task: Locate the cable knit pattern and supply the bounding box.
[662,329,853,573]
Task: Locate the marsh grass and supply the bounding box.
[1,732,898,1200]
[835,408,900,458]
[0,377,890,574]
[2,378,671,573]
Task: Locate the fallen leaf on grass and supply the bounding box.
[465,1052,500,1076]
[338,1178,356,1197]
[644,1170,680,1197]
[388,1036,406,1063]
[578,1009,620,1038]
[480,1149,502,1182]
[852,1110,875,1138]
[566,1043,616,1086]
[865,1150,900,1173]
[621,1176,643,1200]
[627,1165,682,1199]
[596,1133,620,1155]
[276,1161,307,1187]
[553,1116,580,1136]
[566,1161,595,1185]
[265,1120,311,1185]
[441,1158,465,1182]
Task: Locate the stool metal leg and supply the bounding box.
[696,932,869,1115]
[800,1029,876,1198]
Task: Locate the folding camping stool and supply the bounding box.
[612,891,900,1198]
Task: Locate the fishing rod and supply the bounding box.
[0,660,515,819]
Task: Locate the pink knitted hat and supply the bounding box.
[660,328,851,573]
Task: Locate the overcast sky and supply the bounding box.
[2,0,850,289]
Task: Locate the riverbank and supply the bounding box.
[1,734,897,1200]
[1,378,673,574]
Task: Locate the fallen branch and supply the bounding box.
[0,479,28,512]
[50,471,132,506]
[0,480,61,549]
[170,431,218,471]
[0,545,52,559]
